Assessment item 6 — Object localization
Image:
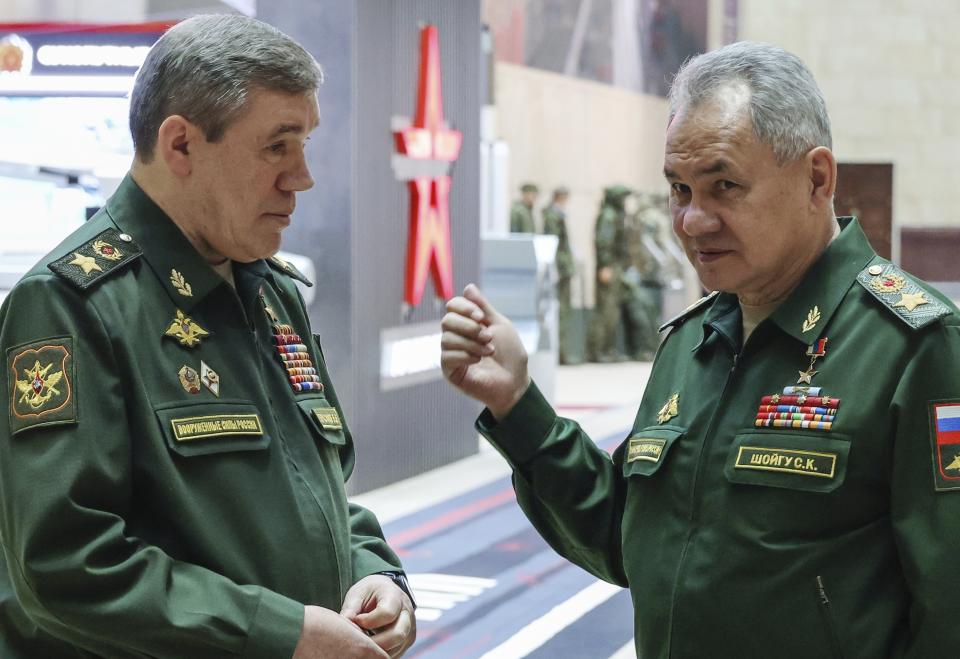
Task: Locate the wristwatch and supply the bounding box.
[378,571,416,609]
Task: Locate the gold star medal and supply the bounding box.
[164,310,209,348]
[797,337,828,385]
[178,365,201,394]
[200,360,220,397]
[657,393,679,424]
[69,252,102,275]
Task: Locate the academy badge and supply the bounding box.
[658,393,679,424]
[178,365,201,394]
[930,402,960,491]
[8,337,76,436]
[164,310,210,348]
[200,361,220,397]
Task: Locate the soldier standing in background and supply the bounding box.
[510,183,538,233]
[587,185,631,362]
[621,192,668,360]
[542,186,578,364]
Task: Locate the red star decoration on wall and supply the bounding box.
[393,24,462,307]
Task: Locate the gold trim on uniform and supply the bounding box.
[657,393,679,424]
[170,413,264,442]
[178,365,201,394]
[69,252,102,275]
[801,306,821,333]
[170,269,193,297]
[91,239,123,261]
[164,310,210,347]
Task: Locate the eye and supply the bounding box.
[716,179,739,191]
[670,182,690,197]
[267,142,286,155]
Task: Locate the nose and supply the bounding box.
[677,197,721,238]
[278,149,315,193]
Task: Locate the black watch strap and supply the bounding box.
[378,571,416,609]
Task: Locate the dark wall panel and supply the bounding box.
[261,1,482,493]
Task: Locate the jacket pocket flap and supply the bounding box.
[296,398,346,445]
[156,400,270,457]
[622,425,685,477]
[724,430,850,493]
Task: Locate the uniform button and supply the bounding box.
[118,233,133,243]
[868,265,883,276]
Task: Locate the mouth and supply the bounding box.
[693,248,733,264]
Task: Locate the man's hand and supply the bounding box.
[340,575,416,658]
[293,605,388,659]
[441,284,530,420]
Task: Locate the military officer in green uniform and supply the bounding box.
[621,192,667,360]
[0,15,414,659]
[441,41,960,657]
[509,183,538,233]
[541,186,578,364]
[587,185,631,362]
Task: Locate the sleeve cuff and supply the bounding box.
[242,589,304,659]
[476,381,558,466]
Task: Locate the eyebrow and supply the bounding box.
[267,123,306,140]
[663,159,733,180]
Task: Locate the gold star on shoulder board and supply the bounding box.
[69,252,102,275]
[164,310,210,348]
[893,291,929,313]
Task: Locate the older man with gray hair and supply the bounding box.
[441,40,960,657]
[0,14,414,659]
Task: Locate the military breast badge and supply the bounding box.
[178,365,201,394]
[658,393,679,424]
[200,360,220,397]
[164,310,210,348]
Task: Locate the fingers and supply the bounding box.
[462,283,500,324]
[369,608,415,658]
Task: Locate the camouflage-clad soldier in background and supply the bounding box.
[510,183,538,233]
[542,187,578,364]
[587,185,631,362]
[621,192,669,360]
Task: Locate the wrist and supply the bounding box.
[488,375,532,421]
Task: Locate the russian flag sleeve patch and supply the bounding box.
[931,403,960,491]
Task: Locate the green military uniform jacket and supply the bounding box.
[479,218,960,658]
[510,201,535,233]
[542,205,574,280]
[0,176,405,658]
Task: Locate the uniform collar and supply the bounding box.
[693,217,875,352]
[105,175,273,311]
[766,216,874,345]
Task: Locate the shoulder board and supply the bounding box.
[268,255,313,287]
[48,228,142,291]
[658,290,719,332]
[855,261,951,330]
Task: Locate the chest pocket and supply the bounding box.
[155,400,270,457]
[724,430,850,493]
[621,425,684,477]
[296,397,346,446]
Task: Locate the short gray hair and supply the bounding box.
[668,41,831,164]
[130,14,323,161]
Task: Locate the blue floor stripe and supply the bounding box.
[525,588,634,659]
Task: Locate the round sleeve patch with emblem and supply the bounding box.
[7,337,77,436]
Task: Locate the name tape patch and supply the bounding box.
[627,437,666,463]
[171,413,263,442]
[312,407,342,430]
[734,446,837,479]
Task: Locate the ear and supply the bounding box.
[156,115,198,178]
[807,146,837,212]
